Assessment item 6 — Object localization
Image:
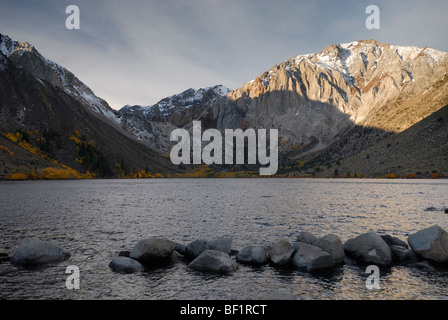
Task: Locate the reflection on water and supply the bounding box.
[0,178,447,300]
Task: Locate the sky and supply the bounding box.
[1,0,447,110]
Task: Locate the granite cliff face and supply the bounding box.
[117,39,448,176]
[224,39,448,150]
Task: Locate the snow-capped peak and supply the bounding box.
[118,85,230,122]
[0,33,20,57]
[0,33,118,121]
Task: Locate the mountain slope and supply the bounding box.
[0,34,178,178]
[225,39,448,149]
[320,104,448,177]
[117,39,448,177]
[0,34,117,120]
[117,85,230,153]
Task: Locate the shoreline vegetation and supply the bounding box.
[2,164,448,181]
[1,129,447,181]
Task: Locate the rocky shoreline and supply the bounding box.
[3,225,448,278]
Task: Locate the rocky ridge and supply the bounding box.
[117,39,448,176]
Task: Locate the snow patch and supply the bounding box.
[390,45,422,61]
[424,48,446,63]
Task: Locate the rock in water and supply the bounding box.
[292,242,335,271]
[235,246,268,265]
[315,234,345,265]
[10,238,70,266]
[381,235,409,249]
[208,236,232,254]
[129,238,176,264]
[411,260,437,272]
[185,240,209,260]
[408,225,448,264]
[187,250,238,274]
[268,239,294,266]
[109,256,143,274]
[390,245,419,265]
[296,232,318,245]
[343,231,392,266]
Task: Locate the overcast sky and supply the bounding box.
[1,0,447,110]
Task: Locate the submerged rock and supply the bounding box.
[10,238,70,266]
[268,239,294,266]
[109,256,143,274]
[343,231,392,266]
[315,234,345,265]
[235,245,268,265]
[411,260,437,272]
[187,250,238,274]
[292,242,335,271]
[390,245,419,264]
[129,238,176,264]
[408,225,448,264]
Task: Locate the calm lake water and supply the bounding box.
[0,178,447,300]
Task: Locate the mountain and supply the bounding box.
[117,85,230,153]
[0,33,177,179]
[321,104,448,178]
[118,39,448,177]
[1,34,447,178]
[0,34,117,119]
[225,39,447,148]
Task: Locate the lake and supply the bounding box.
[0,178,447,300]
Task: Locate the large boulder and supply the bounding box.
[315,234,345,265]
[185,240,209,260]
[187,250,238,274]
[343,231,392,266]
[268,239,294,266]
[296,232,318,245]
[129,238,176,264]
[292,242,335,271]
[208,236,232,254]
[109,256,143,274]
[235,246,268,265]
[10,238,70,266]
[408,225,448,264]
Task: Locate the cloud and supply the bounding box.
[1,0,447,109]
